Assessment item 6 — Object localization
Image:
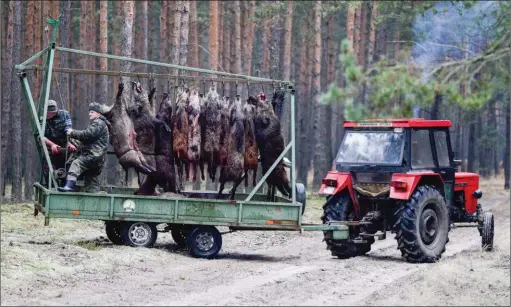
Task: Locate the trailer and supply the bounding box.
[15,18,348,259]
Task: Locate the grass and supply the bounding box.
[74,240,102,251]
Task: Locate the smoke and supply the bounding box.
[410,1,500,117]
[412,1,500,78]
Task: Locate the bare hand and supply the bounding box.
[50,144,61,155]
[67,144,77,152]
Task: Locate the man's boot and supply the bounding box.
[57,177,76,192]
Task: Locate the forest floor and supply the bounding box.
[1,177,509,306]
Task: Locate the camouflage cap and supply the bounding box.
[88,102,101,113]
[47,99,58,112]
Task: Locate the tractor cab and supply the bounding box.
[318,118,493,263]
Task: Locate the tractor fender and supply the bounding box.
[317,171,359,215]
[389,172,444,200]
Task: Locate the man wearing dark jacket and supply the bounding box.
[58,103,109,193]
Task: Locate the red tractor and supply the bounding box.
[318,118,494,263]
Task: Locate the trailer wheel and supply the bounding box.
[105,221,124,245]
[394,185,449,263]
[481,212,494,251]
[296,183,307,215]
[186,226,222,259]
[121,221,158,248]
[171,226,188,249]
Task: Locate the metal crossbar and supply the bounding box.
[21,65,291,86]
[14,18,297,206]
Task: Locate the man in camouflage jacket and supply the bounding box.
[58,102,109,193]
[43,99,78,185]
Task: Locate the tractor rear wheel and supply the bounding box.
[394,185,449,263]
[321,192,373,259]
[481,212,494,251]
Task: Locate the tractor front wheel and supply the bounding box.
[394,185,449,263]
[481,212,494,251]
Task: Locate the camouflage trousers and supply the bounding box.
[67,156,105,193]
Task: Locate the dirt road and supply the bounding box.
[1,190,509,306]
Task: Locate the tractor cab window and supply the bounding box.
[411,129,435,169]
[336,130,404,165]
[434,130,451,167]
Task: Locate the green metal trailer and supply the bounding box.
[16,18,348,259]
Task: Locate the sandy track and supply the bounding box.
[1,193,509,306]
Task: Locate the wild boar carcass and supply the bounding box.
[243,102,258,187]
[201,87,222,182]
[248,95,291,197]
[99,82,155,176]
[218,95,246,200]
[126,81,177,195]
[173,87,189,191]
[186,88,204,182]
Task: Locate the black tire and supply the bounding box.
[394,185,449,263]
[186,226,222,259]
[295,183,307,216]
[121,221,158,248]
[171,226,188,249]
[481,212,494,251]
[321,192,373,259]
[105,221,124,245]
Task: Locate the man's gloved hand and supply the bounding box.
[67,144,77,151]
[66,129,73,136]
[50,143,61,155]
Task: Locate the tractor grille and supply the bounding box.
[353,172,391,184]
[352,172,391,198]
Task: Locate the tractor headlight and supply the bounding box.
[473,190,483,199]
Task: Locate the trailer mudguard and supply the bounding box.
[390,172,444,200]
[317,171,358,207]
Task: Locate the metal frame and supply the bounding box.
[15,18,298,206]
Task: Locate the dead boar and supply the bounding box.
[126,81,177,194]
[248,95,291,197]
[187,88,204,182]
[218,95,246,200]
[99,82,155,176]
[243,102,258,187]
[173,87,189,191]
[201,86,222,182]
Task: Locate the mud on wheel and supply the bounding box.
[394,185,449,263]
[186,226,222,259]
[121,221,158,248]
[105,221,124,245]
[321,192,373,259]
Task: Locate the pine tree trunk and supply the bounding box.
[262,18,270,77]
[504,99,510,189]
[2,1,14,201]
[354,7,361,63]
[167,1,175,63]
[223,11,231,92]
[347,7,355,50]
[99,1,108,105]
[188,0,198,71]
[11,0,23,201]
[33,1,42,100]
[217,1,224,72]
[118,0,134,186]
[159,1,167,64]
[234,1,241,76]
[393,31,400,62]
[367,2,377,66]
[209,0,218,72]
[327,14,337,164]
[179,1,189,67]
[148,0,155,63]
[281,1,293,144]
[359,3,367,66]
[172,1,182,73]
[312,1,327,189]
[140,1,148,63]
[467,112,476,173]
[296,19,309,185]
[59,1,70,109]
[245,1,255,76]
